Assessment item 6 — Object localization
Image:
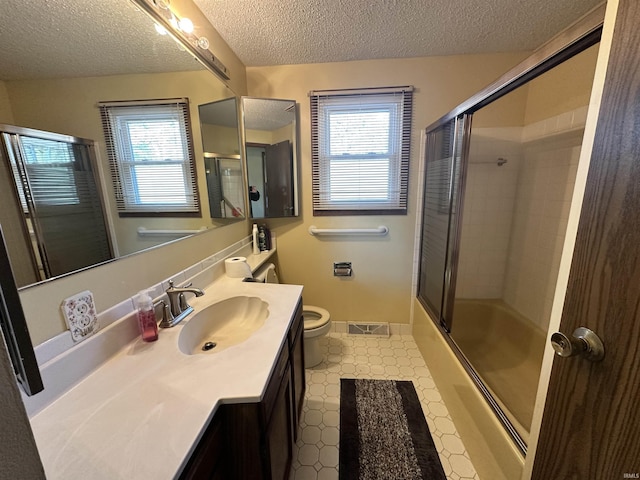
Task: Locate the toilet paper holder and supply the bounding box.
[334,262,352,277]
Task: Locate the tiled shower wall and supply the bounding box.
[456,128,521,299]
[456,108,585,332]
[502,135,581,331]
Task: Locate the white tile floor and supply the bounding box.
[290,333,479,480]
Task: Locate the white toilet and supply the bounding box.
[254,263,331,367]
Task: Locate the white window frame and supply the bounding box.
[310,86,413,215]
[99,99,200,216]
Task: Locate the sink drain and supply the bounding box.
[202,341,217,351]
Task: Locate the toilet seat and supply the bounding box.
[303,305,330,330]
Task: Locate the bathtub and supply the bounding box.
[450,299,546,442]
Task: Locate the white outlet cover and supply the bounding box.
[61,290,99,343]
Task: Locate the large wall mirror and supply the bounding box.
[0,0,243,289]
[242,97,299,218]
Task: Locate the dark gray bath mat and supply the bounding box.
[339,379,447,480]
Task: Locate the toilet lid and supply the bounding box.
[303,305,330,330]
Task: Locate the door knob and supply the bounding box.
[550,327,604,362]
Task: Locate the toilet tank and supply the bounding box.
[254,263,279,283]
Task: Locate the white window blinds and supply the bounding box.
[310,86,413,215]
[99,99,200,215]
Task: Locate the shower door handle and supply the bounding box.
[550,327,605,362]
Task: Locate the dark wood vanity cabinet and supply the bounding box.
[289,301,305,437]
[179,299,304,480]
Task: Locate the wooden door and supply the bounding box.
[532,0,640,477]
[264,140,293,217]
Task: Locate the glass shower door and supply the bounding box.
[418,42,601,451]
[2,128,113,279]
[418,115,469,329]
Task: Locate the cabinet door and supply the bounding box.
[178,410,226,479]
[291,318,305,436]
[265,364,293,480]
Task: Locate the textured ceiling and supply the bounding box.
[243,98,296,131]
[0,0,203,81]
[193,0,602,66]
[1,0,601,81]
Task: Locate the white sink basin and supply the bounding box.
[178,296,269,355]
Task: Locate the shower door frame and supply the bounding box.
[418,114,472,333]
[418,5,605,455]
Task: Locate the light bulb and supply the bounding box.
[168,14,179,30]
[178,17,194,33]
[154,23,168,35]
[197,37,209,49]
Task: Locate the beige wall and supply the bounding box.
[524,44,599,125]
[246,53,527,326]
[246,128,275,144]
[0,81,14,123]
[245,125,293,145]
[6,70,237,256]
[201,123,241,154]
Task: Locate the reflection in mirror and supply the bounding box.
[1,125,113,286]
[242,97,298,219]
[0,0,242,289]
[198,98,246,219]
[204,153,246,218]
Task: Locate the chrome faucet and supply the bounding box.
[159,281,204,328]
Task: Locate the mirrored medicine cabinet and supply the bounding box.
[242,97,299,219]
[199,97,246,219]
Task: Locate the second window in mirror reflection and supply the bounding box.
[99,98,199,216]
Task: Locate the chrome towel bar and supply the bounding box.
[308,225,389,236]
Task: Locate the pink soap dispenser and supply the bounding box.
[136,290,158,342]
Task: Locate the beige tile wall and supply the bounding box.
[503,133,582,331]
[456,128,522,299]
[456,113,585,332]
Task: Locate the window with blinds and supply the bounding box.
[99,99,200,215]
[310,86,413,215]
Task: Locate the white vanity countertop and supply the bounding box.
[28,279,303,480]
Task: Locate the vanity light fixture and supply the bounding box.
[131,0,230,80]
